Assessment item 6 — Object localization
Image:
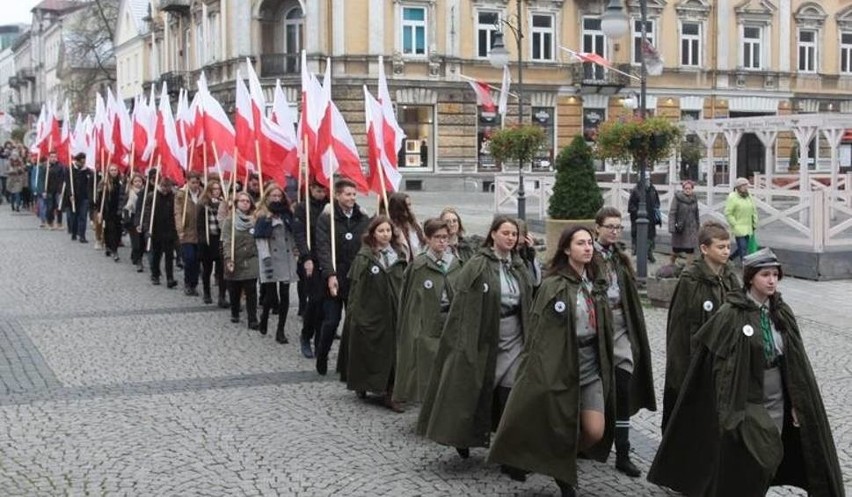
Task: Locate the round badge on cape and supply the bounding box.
[703,300,714,312]
[742,324,754,337]
[371,265,380,275]
[344,232,353,241]
[554,301,566,313]
[424,279,433,289]
[482,283,489,293]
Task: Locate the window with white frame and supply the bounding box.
[531,14,554,61]
[582,17,605,80]
[797,29,817,73]
[632,19,655,65]
[680,21,701,67]
[208,12,220,63]
[741,25,763,70]
[401,6,427,56]
[476,11,500,58]
[842,32,852,74]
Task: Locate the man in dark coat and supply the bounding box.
[628,176,661,263]
[141,177,178,288]
[64,153,94,243]
[44,151,66,230]
[649,251,844,497]
[293,181,329,359]
[314,178,369,375]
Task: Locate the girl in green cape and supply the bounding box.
[662,220,740,430]
[489,225,615,497]
[394,218,462,404]
[648,248,844,497]
[416,215,533,478]
[343,215,407,413]
[440,207,479,264]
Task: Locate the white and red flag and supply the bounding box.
[56,100,72,166]
[364,86,401,196]
[377,55,405,169]
[154,83,187,186]
[132,92,156,173]
[197,75,237,180]
[298,50,325,178]
[498,65,511,118]
[234,71,256,181]
[468,79,497,113]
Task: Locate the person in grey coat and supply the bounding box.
[668,180,701,265]
[222,191,259,329]
[253,184,298,344]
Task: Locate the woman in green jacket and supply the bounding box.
[724,177,759,263]
[662,220,741,430]
[222,191,259,330]
[343,215,407,412]
[649,248,844,497]
[416,215,533,475]
[394,218,462,404]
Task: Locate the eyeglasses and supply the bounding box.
[601,224,624,231]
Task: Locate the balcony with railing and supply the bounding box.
[8,76,21,88]
[159,0,190,14]
[159,71,186,93]
[16,67,34,81]
[259,53,301,78]
[568,62,630,94]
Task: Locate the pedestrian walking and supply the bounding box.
[175,171,203,296]
[197,180,227,307]
[648,248,844,497]
[124,173,146,272]
[5,156,25,212]
[98,165,125,260]
[725,177,759,263]
[65,153,93,243]
[222,191,259,329]
[142,177,178,288]
[668,180,700,265]
[293,181,330,358]
[440,207,478,263]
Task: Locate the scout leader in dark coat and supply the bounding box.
[314,177,370,376]
[489,226,616,497]
[648,249,844,497]
[141,177,178,288]
[393,218,462,404]
[417,215,534,464]
[293,181,330,359]
[97,164,126,261]
[64,153,94,243]
[342,216,407,412]
[662,220,741,431]
[592,206,655,477]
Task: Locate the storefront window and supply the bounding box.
[531,107,554,170]
[398,105,435,169]
[477,108,502,171]
[583,107,605,142]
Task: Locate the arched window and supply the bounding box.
[283,6,303,56]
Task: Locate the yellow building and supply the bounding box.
[121,0,852,187]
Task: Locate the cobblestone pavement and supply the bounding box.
[1,204,850,496]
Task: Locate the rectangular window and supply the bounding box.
[195,21,204,67]
[402,6,427,56]
[208,13,220,63]
[797,29,816,73]
[842,33,852,74]
[680,22,701,67]
[531,14,554,61]
[582,17,605,80]
[742,25,762,70]
[633,19,655,65]
[476,11,499,58]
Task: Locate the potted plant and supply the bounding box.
[488,124,547,172]
[595,116,681,168]
[544,135,604,262]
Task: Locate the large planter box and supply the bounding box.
[544,218,596,265]
[646,277,678,308]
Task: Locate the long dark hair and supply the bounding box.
[482,215,519,249]
[388,192,425,245]
[362,215,403,253]
[547,225,598,280]
[743,264,786,331]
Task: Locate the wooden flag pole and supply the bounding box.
[43,136,53,199]
[230,179,236,269]
[328,152,337,275]
[180,183,190,231]
[255,139,264,201]
[376,154,389,216]
[68,161,77,213]
[211,142,227,202]
[126,141,136,194]
[146,157,162,252]
[58,182,66,212]
[302,137,311,251]
[99,152,113,217]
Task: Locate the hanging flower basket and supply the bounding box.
[595,116,681,167]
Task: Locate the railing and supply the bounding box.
[259,53,300,78]
[159,71,186,93]
[494,174,852,251]
[159,0,190,13]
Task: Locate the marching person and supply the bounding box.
[65,153,93,243]
[5,155,25,212]
[222,191,259,330]
[394,218,461,405]
[124,173,146,272]
[197,180,227,307]
[648,248,844,497]
[314,178,370,376]
[440,207,478,263]
[293,181,330,358]
[98,164,125,261]
[417,215,533,477]
[593,206,656,477]
[386,192,424,262]
[253,184,299,344]
[668,179,701,265]
[175,171,204,296]
[44,151,65,230]
[343,215,407,412]
[725,177,759,264]
[489,225,616,497]
[141,176,178,289]
[662,221,740,430]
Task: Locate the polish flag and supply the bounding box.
[154,82,187,186]
[48,98,61,156]
[185,90,206,172]
[93,93,109,164]
[271,80,300,179]
[132,93,156,172]
[234,71,256,181]
[30,104,46,157]
[468,80,497,113]
[198,77,237,181]
[56,100,72,166]
[377,55,405,168]
[364,86,401,195]
[564,48,614,68]
[108,88,132,172]
[298,50,326,178]
[498,65,511,118]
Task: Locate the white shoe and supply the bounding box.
[94,241,103,250]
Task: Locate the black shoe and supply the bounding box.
[555,480,576,497]
[217,297,229,308]
[151,277,161,286]
[105,250,111,257]
[275,330,288,344]
[71,235,76,241]
[136,264,144,273]
[230,316,240,324]
[166,280,178,289]
[203,294,213,304]
[500,465,528,482]
[300,336,314,359]
[316,356,328,375]
[79,238,88,244]
[616,453,641,478]
[455,448,470,459]
[114,255,120,262]
[648,254,657,264]
[247,321,259,330]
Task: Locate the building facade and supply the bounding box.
[117,0,852,186]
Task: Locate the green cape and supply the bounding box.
[648,290,845,497]
[340,245,406,392]
[487,269,616,485]
[593,244,656,414]
[416,248,534,448]
[393,253,462,403]
[662,258,740,430]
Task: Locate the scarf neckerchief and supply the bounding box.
[759,305,777,364]
[580,270,596,331]
[234,212,253,232]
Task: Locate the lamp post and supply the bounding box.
[489,0,525,220]
[601,0,651,280]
